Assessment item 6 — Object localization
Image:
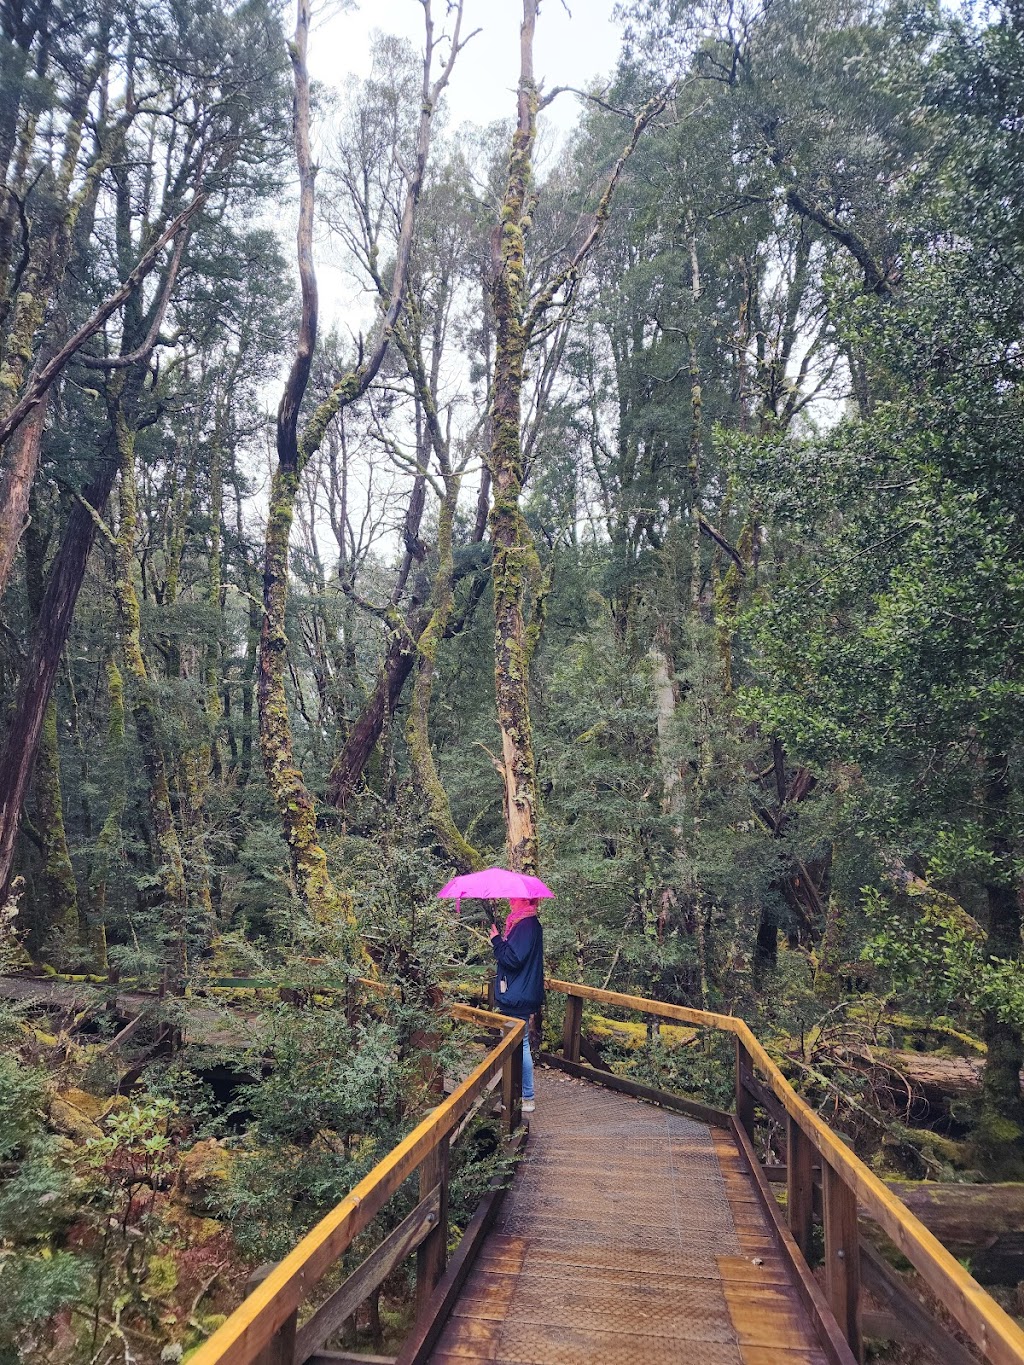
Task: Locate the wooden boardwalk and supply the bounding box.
[190,983,1024,1365]
[431,1069,830,1365]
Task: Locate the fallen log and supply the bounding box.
[0,974,255,1047]
[886,1180,1024,1282]
[769,1166,1024,1281]
[880,1049,988,1101]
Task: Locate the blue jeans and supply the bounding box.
[521,1029,534,1100]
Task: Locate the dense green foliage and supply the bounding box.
[2,0,1024,1357]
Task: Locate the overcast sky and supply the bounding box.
[305,0,626,329]
[308,0,625,137]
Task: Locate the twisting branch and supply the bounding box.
[0,194,206,449]
[698,515,747,573]
[296,0,471,464]
[524,84,677,342]
[77,226,188,370]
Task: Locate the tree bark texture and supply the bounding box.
[109,404,190,982]
[259,0,463,932]
[87,657,126,968]
[487,0,543,874]
[258,0,356,933]
[405,477,484,872]
[23,504,79,942]
[33,697,79,942]
[0,455,119,902]
[486,6,671,872]
[979,757,1024,1152]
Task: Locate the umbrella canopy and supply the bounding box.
[437,866,554,904]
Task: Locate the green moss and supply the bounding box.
[144,1252,179,1298]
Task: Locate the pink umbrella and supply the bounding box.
[437,866,554,911]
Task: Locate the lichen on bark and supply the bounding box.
[258,0,464,943]
[110,398,190,983]
[34,698,79,940]
[404,470,485,873]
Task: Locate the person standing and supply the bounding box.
[490,896,544,1113]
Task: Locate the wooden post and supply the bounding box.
[822,1159,862,1361]
[252,1309,297,1365]
[787,1114,815,1262]
[415,1135,450,1315]
[562,992,582,1064]
[502,1030,523,1134]
[486,973,495,1009]
[735,1037,755,1140]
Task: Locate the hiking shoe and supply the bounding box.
[522,1099,536,1113]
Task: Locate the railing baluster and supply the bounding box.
[502,1028,523,1134]
[561,992,582,1064]
[734,1036,755,1139]
[787,1114,815,1261]
[822,1159,862,1361]
[415,1135,450,1314]
[252,1310,297,1365]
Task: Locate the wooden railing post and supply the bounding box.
[415,1135,450,1315]
[502,1029,523,1134]
[787,1114,815,1262]
[562,992,582,1064]
[252,1311,296,1365]
[735,1037,755,1140]
[822,1159,862,1361]
[245,1264,297,1365]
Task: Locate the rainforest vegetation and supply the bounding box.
[2,0,1024,1358]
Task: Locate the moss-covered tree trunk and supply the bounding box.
[110,401,190,983]
[487,0,543,874]
[23,506,79,944]
[162,433,215,920]
[259,0,463,933]
[0,445,120,904]
[486,5,670,872]
[406,473,484,873]
[977,757,1024,1167]
[33,698,79,942]
[257,0,355,931]
[87,658,126,969]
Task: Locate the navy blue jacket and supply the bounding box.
[492,915,545,1017]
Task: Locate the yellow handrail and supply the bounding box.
[547,977,1024,1365]
[190,1009,524,1365]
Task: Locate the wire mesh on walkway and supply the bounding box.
[430,1069,828,1364]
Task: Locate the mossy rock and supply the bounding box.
[47,1092,103,1143]
[177,1138,232,1207]
[61,1086,107,1121]
[145,1252,179,1298]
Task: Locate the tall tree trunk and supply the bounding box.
[33,698,79,943]
[978,756,1024,1165]
[257,0,352,923]
[0,454,119,901]
[87,657,125,969]
[109,399,190,983]
[259,0,463,930]
[0,399,47,599]
[486,3,670,872]
[405,476,483,872]
[488,0,543,874]
[23,507,79,944]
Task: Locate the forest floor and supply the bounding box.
[7,970,1024,1364]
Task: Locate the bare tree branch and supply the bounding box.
[0,194,206,449]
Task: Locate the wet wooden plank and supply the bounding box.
[427,1072,854,1365]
